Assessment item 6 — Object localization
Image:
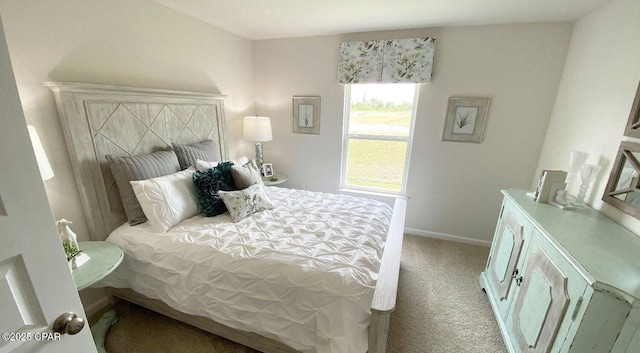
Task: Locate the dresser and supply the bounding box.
[479,189,640,353]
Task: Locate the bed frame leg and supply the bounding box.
[368,310,391,353]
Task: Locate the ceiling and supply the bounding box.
[152,0,609,40]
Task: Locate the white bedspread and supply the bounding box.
[100,187,392,353]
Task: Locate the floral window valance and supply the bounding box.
[337,37,436,84]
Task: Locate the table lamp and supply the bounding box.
[243,116,272,170]
[27,125,54,181]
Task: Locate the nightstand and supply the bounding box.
[72,241,123,290]
[73,241,123,353]
[263,172,288,186]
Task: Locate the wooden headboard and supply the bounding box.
[46,82,229,240]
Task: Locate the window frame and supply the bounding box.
[339,84,420,196]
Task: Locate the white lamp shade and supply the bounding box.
[27,125,54,181]
[243,116,273,142]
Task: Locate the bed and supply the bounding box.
[46,82,406,353]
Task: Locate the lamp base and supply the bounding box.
[255,142,264,172]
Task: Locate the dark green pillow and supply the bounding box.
[193,161,235,217]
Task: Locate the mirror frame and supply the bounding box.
[603,141,640,219]
[623,81,640,138]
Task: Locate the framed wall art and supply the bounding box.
[442,97,490,143]
[293,96,320,134]
[623,81,640,138]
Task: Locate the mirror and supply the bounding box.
[603,141,640,218]
[623,81,640,138]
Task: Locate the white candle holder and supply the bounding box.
[571,164,601,208]
[567,151,589,196]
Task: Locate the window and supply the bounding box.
[341,83,418,194]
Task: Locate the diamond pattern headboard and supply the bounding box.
[46,82,229,240]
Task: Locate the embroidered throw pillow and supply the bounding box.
[218,184,274,222]
[192,161,235,217]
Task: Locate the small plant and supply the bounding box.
[456,111,473,129]
[62,239,80,260]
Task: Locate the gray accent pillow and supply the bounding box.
[172,140,220,170]
[106,149,180,225]
[231,159,264,190]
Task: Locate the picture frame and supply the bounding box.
[293,96,320,134]
[262,163,274,178]
[602,141,640,219]
[533,170,567,203]
[442,97,490,143]
[623,81,640,138]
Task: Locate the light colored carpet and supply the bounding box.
[387,234,505,353]
[92,234,506,353]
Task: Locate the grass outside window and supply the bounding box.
[345,139,407,191]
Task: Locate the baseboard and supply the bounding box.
[83,295,111,316]
[404,228,491,247]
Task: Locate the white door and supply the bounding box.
[0,15,97,353]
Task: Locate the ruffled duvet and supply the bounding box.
[100,187,392,353]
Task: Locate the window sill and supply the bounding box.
[337,187,408,200]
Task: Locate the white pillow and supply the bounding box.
[130,169,200,233]
[195,156,250,172]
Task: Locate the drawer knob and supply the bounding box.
[515,276,524,286]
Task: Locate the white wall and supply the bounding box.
[0,0,255,312]
[534,0,640,234]
[253,23,572,244]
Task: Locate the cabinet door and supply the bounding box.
[510,248,569,353]
[486,204,527,316]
